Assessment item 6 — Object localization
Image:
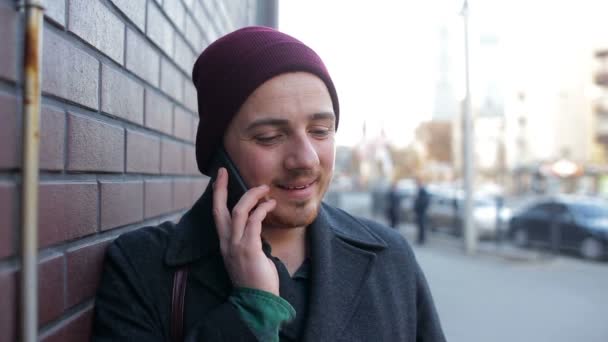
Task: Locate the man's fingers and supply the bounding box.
[230,184,270,243]
[242,199,276,243]
[212,168,231,240]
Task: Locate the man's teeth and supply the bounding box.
[283,184,308,190]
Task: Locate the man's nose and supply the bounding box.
[284,134,319,170]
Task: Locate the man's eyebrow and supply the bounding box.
[245,112,335,131]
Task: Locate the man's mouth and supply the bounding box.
[276,180,316,190]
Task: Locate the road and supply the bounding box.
[400,225,608,342]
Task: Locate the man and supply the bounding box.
[93,26,445,341]
[414,178,431,245]
[386,181,402,228]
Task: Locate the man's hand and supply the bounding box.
[212,167,280,296]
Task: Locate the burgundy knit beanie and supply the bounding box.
[191,26,340,176]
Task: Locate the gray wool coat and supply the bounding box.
[93,186,446,341]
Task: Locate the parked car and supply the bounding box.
[426,192,511,239]
[508,196,608,260]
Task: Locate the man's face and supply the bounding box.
[223,72,336,229]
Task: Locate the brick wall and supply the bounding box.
[0,0,272,340]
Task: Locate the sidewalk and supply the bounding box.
[393,222,551,263]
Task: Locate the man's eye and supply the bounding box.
[255,135,282,144]
[310,129,331,138]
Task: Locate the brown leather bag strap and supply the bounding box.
[171,266,189,342]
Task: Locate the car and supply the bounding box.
[426,192,511,239]
[508,196,608,260]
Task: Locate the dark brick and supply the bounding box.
[42,28,99,110]
[40,305,94,342]
[0,5,17,82]
[126,28,160,87]
[40,106,66,171]
[183,145,199,176]
[173,106,193,142]
[0,92,19,169]
[67,114,124,172]
[39,254,66,326]
[68,0,124,63]
[66,239,112,308]
[38,182,98,248]
[0,182,15,258]
[147,1,174,56]
[44,0,66,27]
[144,179,173,218]
[101,65,144,125]
[173,178,193,210]
[161,139,183,175]
[145,89,173,135]
[100,181,144,230]
[163,0,186,32]
[0,269,17,342]
[160,59,183,102]
[110,0,146,31]
[183,80,198,113]
[126,130,161,174]
[174,33,196,74]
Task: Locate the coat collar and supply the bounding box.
[165,186,389,339]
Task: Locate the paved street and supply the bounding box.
[399,225,608,342]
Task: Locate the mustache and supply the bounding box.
[274,168,319,183]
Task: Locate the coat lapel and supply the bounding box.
[303,205,387,341]
[164,186,231,298]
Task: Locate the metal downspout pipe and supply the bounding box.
[18,1,44,341]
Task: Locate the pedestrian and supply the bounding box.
[93,27,445,341]
[386,181,402,228]
[414,178,431,245]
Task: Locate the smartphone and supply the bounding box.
[208,146,249,211]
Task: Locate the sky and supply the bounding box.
[279,0,608,149]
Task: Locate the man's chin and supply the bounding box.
[264,202,319,229]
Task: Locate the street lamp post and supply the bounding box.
[461,0,477,254]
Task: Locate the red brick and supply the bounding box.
[184,14,204,53]
[126,28,160,87]
[68,0,124,63]
[38,182,98,248]
[39,254,66,326]
[173,106,193,142]
[110,0,146,31]
[174,32,195,74]
[44,0,66,27]
[144,179,173,218]
[161,139,183,175]
[144,89,173,135]
[183,80,198,113]
[42,28,99,110]
[147,1,174,56]
[65,239,112,308]
[0,92,19,169]
[40,106,66,171]
[173,179,193,210]
[160,58,183,102]
[183,145,199,175]
[101,65,144,125]
[126,130,161,174]
[192,117,199,145]
[67,114,124,172]
[190,178,209,204]
[100,181,144,230]
[163,0,186,32]
[0,5,17,82]
[0,182,16,258]
[40,305,94,342]
[0,269,17,342]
